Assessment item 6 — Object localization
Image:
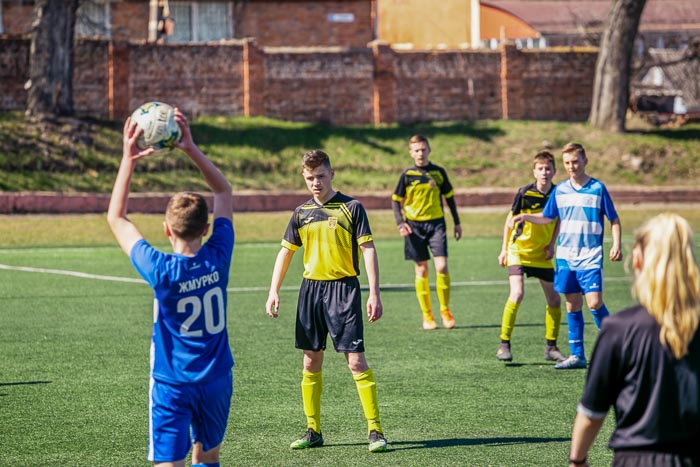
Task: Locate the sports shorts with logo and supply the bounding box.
[148,371,233,463]
[554,268,603,295]
[404,218,447,262]
[296,276,365,353]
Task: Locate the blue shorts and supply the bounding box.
[148,371,233,463]
[554,268,603,295]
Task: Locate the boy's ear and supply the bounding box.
[203,223,211,237]
[632,245,643,272]
[163,221,172,238]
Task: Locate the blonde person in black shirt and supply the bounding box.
[265,150,387,453]
[392,135,462,330]
[568,213,700,467]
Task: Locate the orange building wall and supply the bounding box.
[378,0,471,48]
[480,4,539,40]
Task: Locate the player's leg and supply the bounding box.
[580,269,608,329]
[428,220,454,328]
[539,277,565,362]
[497,271,524,361]
[405,222,435,329]
[346,353,386,452]
[190,371,232,466]
[149,379,193,466]
[414,260,436,329]
[331,277,386,452]
[554,270,587,369]
[291,280,326,448]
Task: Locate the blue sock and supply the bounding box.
[590,304,609,330]
[567,311,585,360]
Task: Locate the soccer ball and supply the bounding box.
[130,102,181,151]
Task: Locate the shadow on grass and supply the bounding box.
[0,381,52,387]
[390,436,569,450]
[331,436,568,451]
[0,380,52,396]
[191,120,506,155]
[627,126,700,141]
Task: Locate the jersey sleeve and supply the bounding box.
[352,200,373,245]
[281,210,302,251]
[578,318,624,417]
[600,184,619,222]
[541,187,559,219]
[391,171,407,203]
[130,240,167,288]
[205,217,234,268]
[510,187,526,215]
[439,167,455,198]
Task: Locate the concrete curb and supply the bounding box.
[2,187,700,214]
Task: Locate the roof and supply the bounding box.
[481,0,700,35]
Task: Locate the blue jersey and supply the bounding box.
[130,217,235,385]
[542,178,618,271]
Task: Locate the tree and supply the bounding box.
[589,0,647,132]
[26,0,80,120]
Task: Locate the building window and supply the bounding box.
[167,1,233,43]
[76,0,111,38]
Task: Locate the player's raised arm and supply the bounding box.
[173,108,233,221]
[266,247,295,318]
[107,118,154,256]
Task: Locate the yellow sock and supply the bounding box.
[436,273,450,313]
[415,276,432,319]
[499,299,519,341]
[353,368,382,434]
[545,305,562,342]
[301,369,322,433]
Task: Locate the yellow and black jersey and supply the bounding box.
[507,183,556,268]
[392,163,457,223]
[281,192,373,281]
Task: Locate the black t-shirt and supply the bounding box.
[579,305,700,454]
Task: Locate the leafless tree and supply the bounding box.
[589,0,647,132]
[26,0,80,120]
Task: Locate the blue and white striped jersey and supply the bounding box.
[542,178,618,271]
[130,217,235,385]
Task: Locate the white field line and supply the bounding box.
[0,263,632,293]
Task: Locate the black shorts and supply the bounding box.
[404,218,447,262]
[507,265,554,282]
[613,450,700,467]
[295,276,364,353]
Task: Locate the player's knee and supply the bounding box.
[509,291,524,303]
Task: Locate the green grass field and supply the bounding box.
[1,207,698,466]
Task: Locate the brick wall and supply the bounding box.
[501,44,598,121]
[110,1,150,42]
[235,0,372,48]
[0,37,599,125]
[124,42,245,119]
[263,48,375,124]
[393,49,503,123]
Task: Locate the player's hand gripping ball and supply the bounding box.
[130,102,181,152]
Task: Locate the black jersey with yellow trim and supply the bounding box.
[281,192,373,281]
[392,162,455,222]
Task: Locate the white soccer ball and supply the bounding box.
[130,101,181,151]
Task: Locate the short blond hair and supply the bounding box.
[165,192,209,241]
[632,213,700,359]
[562,142,586,159]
